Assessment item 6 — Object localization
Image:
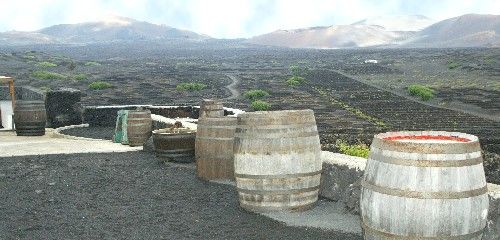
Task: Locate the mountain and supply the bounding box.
[0,15,209,45]
[408,14,500,47]
[352,15,434,31]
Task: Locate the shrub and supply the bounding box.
[408,84,435,101]
[251,100,271,111]
[89,81,112,90]
[286,76,306,86]
[335,139,370,158]
[36,61,57,68]
[85,61,101,66]
[447,61,460,69]
[32,71,65,80]
[74,74,87,81]
[244,89,269,100]
[176,82,206,91]
[289,65,309,76]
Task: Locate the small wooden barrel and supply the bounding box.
[234,110,322,212]
[199,99,223,119]
[127,109,152,147]
[195,117,237,180]
[14,100,46,136]
[153,128,196,163]
[361,131,489,240]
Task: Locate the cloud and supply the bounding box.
[0,0,498,38]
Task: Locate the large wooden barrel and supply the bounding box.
[13,100,46,136]
[153,128,196,163]
[361,131,489,240]
[234,109,322,212]
[199,99,223,119]
[195,117,237,180]
[127,109,152,147]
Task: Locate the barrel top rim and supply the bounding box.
[239,109,314,117]
[153,128,196,135]
[374,131,479,144]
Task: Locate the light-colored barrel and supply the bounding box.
[361,131,489,240]
[13,100,46,136]
[199,99,223,119]
[153,128,195,163]
[195,117,237,180]
[234,109,322,212]
[127,109,152,147]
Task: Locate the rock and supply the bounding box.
[340,178,362,215]
[45,88,83,128]
[143,136,154,153]
[35,190,43,194]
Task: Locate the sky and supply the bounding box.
[0,0,498,38]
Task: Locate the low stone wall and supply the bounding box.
[0,86,45,101]
[45,88,83,128]
[319,152,500,239]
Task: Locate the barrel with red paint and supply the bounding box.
[360,131,489,240]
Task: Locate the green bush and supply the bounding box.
[289,65,309,76]
[286,76,306,86]
[408,84,435,101]
[32,71,66,80]
[36,61,57,68]
[85,61,101,66]
[74,74,87,81]
[244,89,269,100]
[89,81,112,90]
[176,82,206,91]
[251,100,271,111]
[447,61,460,69]
[335,139,370,158]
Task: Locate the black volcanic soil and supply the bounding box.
[0,151,361,240]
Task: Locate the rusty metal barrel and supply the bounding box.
[199,99,223,119]
[234,109,322,212]
[153,128,196,163]
[127,109,152,147]
[195,117,237,180]
[361,131,489,240]
[13,100,46,136]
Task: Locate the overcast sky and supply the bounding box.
[0,0,498,38]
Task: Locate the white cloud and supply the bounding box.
[0,0,498,38]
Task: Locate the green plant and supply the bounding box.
[85,61,101,66]
[408,84,435,101]
[335,139,370,158]
[74,74,87,81]
[89,81,112,90]
[447,61,460,70]
[289,65,309,76]
[32,71,66,80]
[251,100,271,111]
[176,82,206,91]
[244,89,269,100]
[286,76,306,86]
[36,61,57,68]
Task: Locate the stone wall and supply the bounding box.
[45,88,83,128]
[0,86,45,101]
[319,152,500,239]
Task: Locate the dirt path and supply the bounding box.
[224,74,240,100]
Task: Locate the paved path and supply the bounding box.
[225,74,240,100]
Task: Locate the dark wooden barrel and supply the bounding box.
[234,110,322,212]
[361,131,489,240]
[127,109,152,147]
[153,128,196,163]
[14,101,47,136]
[195,117,237,180]
[199,99,223,119]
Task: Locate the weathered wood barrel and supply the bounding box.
[361,131,489,240]
[127,109,152,147]
[13,100,47,136]
[199,99,223,119]
[153,128,196,163]
[234,109,322,212]
[195,117,237,180]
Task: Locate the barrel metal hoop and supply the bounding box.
[196,137,233,141]
[361,180,488,199]
[235,123,317,129]
[197,125,236,129]
[362,221,485,240]
[369,153,483,167]
[372,138,481,154]
[156,149,194,153]
[237,186,320,195]
[235,170,322,179]
[240,200,317,213]
[234,131,319,139]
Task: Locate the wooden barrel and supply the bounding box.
[13,100,46,136]
[234,109,322,212]
[361,131,489,240]
[195,117,237,180]
[199,99,223,119]
[127,109,152,147]
[153,128,196,163]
